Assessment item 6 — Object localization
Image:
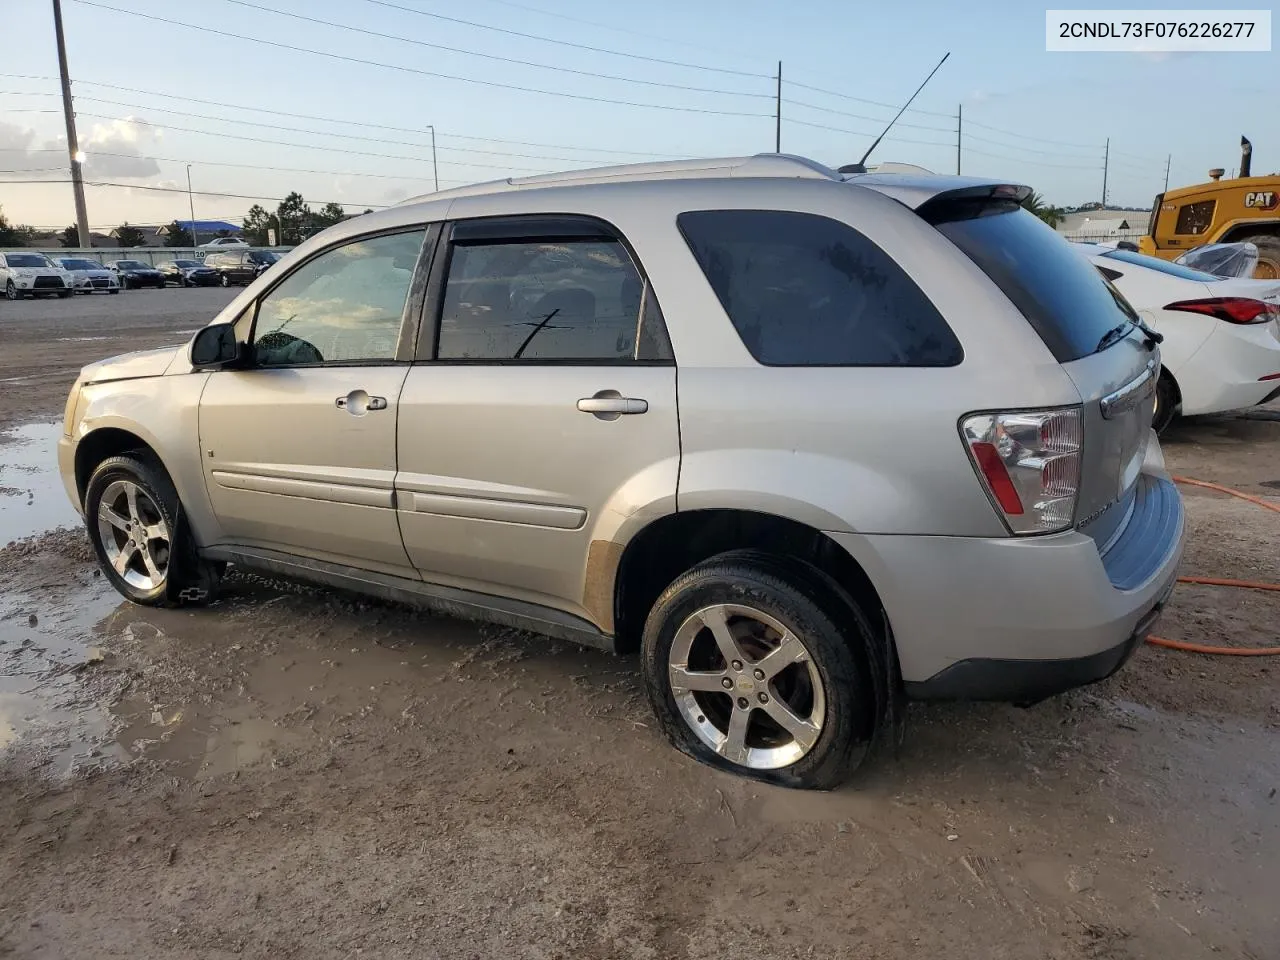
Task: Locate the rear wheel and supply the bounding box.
[219,273,230,287]
[1240,234,1280,280]
[84,453,222,607]
[1153,370,1179,434]
[641,552,878,789]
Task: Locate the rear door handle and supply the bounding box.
[335,390,388,415]
[577,393,648,418]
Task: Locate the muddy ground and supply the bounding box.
[1,292,1277,959]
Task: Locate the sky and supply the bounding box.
[0,0,1274,231]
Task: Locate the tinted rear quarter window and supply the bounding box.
[677,210,961,366]
[930,204,1134,362]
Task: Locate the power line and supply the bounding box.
[73,96,670,166]
[784,97,956,133]
[61,79,688,159]
[782,116,954,149]
[961,147,1103,171]
[961,131,1104,159]
[0,178,388,208]
[73,112,560,174]
[961,118,1100,150]
[1,147,464,185]
[359,0,772,79]
[217,0,770,100]
[784,78,956,119]
[67,0,771,117]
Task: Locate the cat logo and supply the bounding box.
[1244,191,1279,210]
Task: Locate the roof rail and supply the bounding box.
[397,153,839,206]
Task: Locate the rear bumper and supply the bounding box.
[1177,321,1280,416]
[827,469,1185,702]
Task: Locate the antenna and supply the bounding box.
[838,52,951,174]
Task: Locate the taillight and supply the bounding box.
[961,408,1082,535]
[1163,297,1279,325]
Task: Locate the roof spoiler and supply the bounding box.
[916,183,1033,223]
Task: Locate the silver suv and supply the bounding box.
[58,155,1184,788]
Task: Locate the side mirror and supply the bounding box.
[191,322,243,368]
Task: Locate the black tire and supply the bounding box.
[5,281,21,301]
[84,452,221,608]
[108,288,119,295]
[219,273,230,287]
[1239,234,1280,281]
[1153,370,1178,434]
[641,551,878,789]
[58,290,71,298]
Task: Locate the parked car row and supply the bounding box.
[0,250,284,298]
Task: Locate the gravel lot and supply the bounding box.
[1,290,1277,959]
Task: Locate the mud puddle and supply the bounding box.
[0,421,80,544]
[0,571,125,775]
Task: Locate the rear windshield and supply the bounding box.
[1101,248,1218,281]
[931,203,1134,362]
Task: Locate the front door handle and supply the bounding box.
[335,390,388,415]
[577,391,648,420]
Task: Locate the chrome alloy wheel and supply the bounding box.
[668,603,826,770]
[96,480,171,590]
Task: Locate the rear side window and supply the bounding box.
[932,204,1134,362]
[436,237,671,362]
[677,210,961,366]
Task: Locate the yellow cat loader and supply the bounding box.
[1139,137,1280,279]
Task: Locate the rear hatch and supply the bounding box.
[914,186,1158,547]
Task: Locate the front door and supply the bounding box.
[395,216,679,626]
[199,228,429,576]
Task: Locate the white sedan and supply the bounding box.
[56,256,121,295]
[1074,244,1280,431]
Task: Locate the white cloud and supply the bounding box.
[80,117,163,179]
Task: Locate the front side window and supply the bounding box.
[252,229,425,367]
[436,234,670,361]
[678,209,961,366]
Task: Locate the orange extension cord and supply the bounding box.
[1144,476,1280,656]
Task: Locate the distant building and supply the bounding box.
[107,224,166,248]
[1057,209,1148,238]
[159,220,244,246]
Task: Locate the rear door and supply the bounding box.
[394,214,679,625]
[930,202,1159,547]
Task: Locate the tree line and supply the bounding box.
[241,193,372,246]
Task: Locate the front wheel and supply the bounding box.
[641,552,878,789]
[5,281,21,300]
[108,288,120,295]
[84,453,221,607]
[58,290,72,298]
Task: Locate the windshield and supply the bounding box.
[1101,248,1218,281]
[931,204,1137,362]
[7,254,53,268]
[173,259,200,267]
[60,258,103,270]
[116,260,148,269]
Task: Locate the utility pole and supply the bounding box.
[956,103,962,175]
[775,61,782,153]
[427,124,438,192]
[1101,137,1110,207]
[1163,153,1171,192]
[185,164,197,248]
[52,0,90,248]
